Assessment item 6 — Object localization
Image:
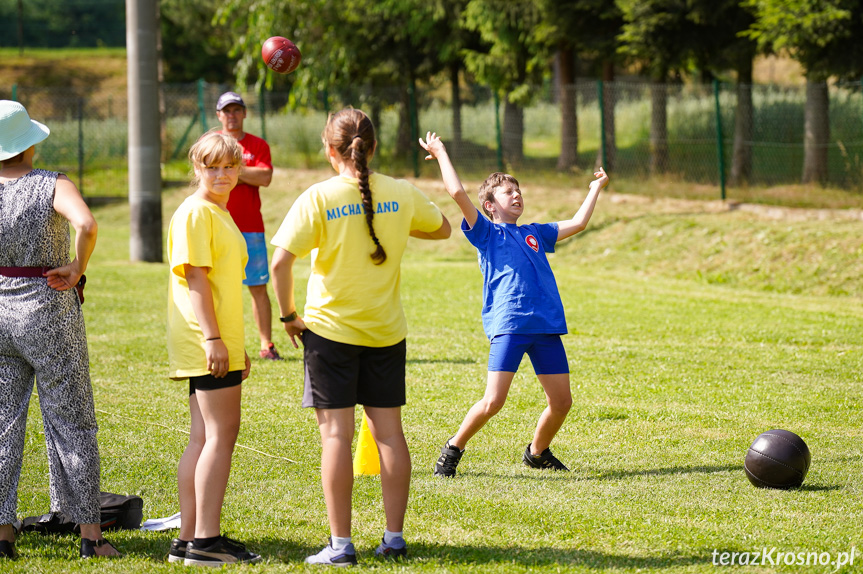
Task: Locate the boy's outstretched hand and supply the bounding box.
[418,130,478,227]
[419,131,446,161]
[591,166,610,191]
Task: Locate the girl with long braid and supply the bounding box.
[271,108,451,565]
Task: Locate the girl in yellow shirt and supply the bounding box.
[166,131,258,566]
[271,108,451,564]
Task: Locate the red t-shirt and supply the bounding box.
[224,132,272,233]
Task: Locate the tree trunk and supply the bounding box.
[450,61,463,155]
[396,85,412,160]
[729,58,753,186]
[369,99,382,137]
[649,77,669,175]
[503,98,524,165]
[16,0,24,55]
[802,78,829,184]
[596,60,616,172]
[556,46,578,171]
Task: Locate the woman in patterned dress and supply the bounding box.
[0,100,119,558]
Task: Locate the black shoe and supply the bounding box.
[0,540,15,559]
[80,537,121,558]
[168,538,189,563]
[523,443,569,470]
[185,535,262,566]
[434,440,464,477]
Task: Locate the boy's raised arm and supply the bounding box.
[556,167,609,241]
[419,132,479,228]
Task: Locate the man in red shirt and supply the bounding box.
[216,91,281,360]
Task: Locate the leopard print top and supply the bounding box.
[0,169,70,268]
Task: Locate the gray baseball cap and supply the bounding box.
[216,92,245,111]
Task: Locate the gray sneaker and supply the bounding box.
[375,536,407,559]
[305,538,358,567]
[523,443,569,471]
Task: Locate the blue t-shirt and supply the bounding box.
[462,210,567,339]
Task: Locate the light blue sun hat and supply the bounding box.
[0,100,50,161]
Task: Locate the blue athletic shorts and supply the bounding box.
[487,334,569,374]
[242,232,269,286]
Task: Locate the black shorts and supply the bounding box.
[302,329,406,409]
[189,370,243,395]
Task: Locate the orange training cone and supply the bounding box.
[353,411,380,476]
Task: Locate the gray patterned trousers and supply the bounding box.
[0,278,101,525]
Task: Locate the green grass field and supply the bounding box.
[7,170,863,572]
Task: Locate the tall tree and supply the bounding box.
[744,0,860,184]
[540,0,623,171]
[462,0,551,165]
[0,0,125,48]
[160,0,235,82]
[435,0,478,155]
[688,0,757,186]
[218,0,448,161]
[617,0,698,175]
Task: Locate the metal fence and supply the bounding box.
[3,79,863,201]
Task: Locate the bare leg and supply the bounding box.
[315,408,355,538]
[178,393,205,541]
[365,407,410,532]
[530,373,572,453]
[248,284,273,350]
[450,371,515,449]
[0,524,13,543]
[193,385,242,538]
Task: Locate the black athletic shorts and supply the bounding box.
[189,370,243,395]
[301,329,406,409]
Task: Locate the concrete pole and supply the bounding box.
[126,0,162,262]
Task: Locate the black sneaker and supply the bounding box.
[523,443,569,471]
[184,536,262,566]
[168,538,189,563]
[0,540,15,559]
[434,441,463,477]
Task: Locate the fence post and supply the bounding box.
[77,98,85,196]
[259,80,267,141]
[494,91,504,172]
[713,79,726,201]
[597,80,607,169]
[197,79,207,133]
[408,80,419,177]
[11,84,17,101]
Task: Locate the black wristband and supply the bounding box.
[280,311,298,323]
[206,337,221,341]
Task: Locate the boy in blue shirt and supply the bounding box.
[419,132,608,477]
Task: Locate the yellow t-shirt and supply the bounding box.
[271,173,444,347]
[167,195,248,379]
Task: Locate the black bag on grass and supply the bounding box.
[98,492,144,531]
[14,492,144,535]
